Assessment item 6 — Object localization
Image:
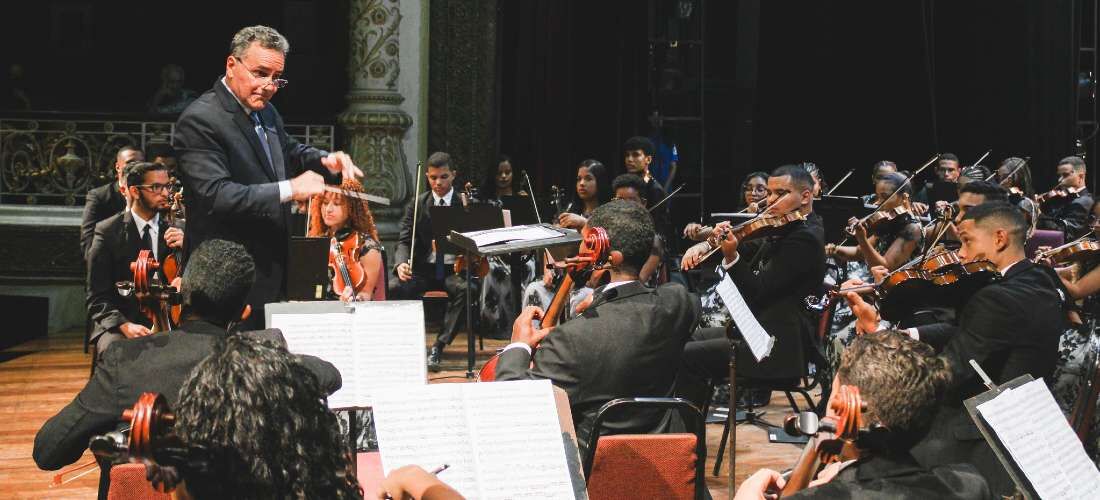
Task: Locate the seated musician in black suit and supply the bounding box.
[677,165,826,404]
[390,152,474,372]
[494,199,700,452]
[842,202,1067,497]
[86,161,186,355]
[733,330,990,499]
[1037,155,1094,241]
[34,239,341,498]
[80,145,144,259]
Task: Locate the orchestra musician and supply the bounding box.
[36,239,341,497]
[682,171,769,242]
[827,172,922,271]
[1036,155,1094,241]
[802,162,827,198]
[913,153,960,208]
[80,145,144,259]
[611,173,664,285]
[391,152,475,372]
[307,178,384,302]
[864,161,898,205]
[995,156,1038,223]
[495,200,700,453]
[733,330,990,500]
[923,180,1008,253]
[677,165,825,394]
[174,25,362,330]
[622,137,672,242]
[841,202,1067,496]
[86,161,185,355]
[478,154,528,200]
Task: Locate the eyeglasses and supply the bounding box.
[233,56,288,89]
[134,183,173,193]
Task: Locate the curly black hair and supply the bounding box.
[587,199,655,275]
[181,239,256,325]
[173,335,361,499]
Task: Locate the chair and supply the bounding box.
[583,398,706,500]
[1027,229,1065,260]
[356,451,386,496]
[107,463,171,500]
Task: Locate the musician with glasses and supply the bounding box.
[174,25,363,328]
[86,162,185,355]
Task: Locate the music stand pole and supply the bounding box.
[727,322,737,499]
[465,249,475,377]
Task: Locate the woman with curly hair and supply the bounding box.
[308,178,384,301]
[172,334,362,499]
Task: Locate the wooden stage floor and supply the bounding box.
[0,328,807,499]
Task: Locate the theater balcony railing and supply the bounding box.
[0,111,335,333]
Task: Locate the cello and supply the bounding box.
[779,385,869,496]
[117,250,182,332]
[478,226,612,381]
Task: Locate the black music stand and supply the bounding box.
[448,224,583,376]
[500,195,544,226]
[287,237,330,301]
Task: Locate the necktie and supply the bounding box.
[249,111,275,177]
[141,224,154,258]
[436,197,446,280]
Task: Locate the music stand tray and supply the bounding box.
[963,374,1036,499]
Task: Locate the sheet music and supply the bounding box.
[271,301,427,409]
[715,274,774,361]
[977,378,1100,499]
[373,380,576,500]
[464,224,563,247]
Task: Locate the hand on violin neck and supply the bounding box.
[511,306,552,348]
[838,278,880,335]
[712,221,740,265]
[164,227,184,249]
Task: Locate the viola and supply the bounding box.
[478,226,611,381]
[117,250,182,332]
[780,385,867,496]
[329,230,367,299]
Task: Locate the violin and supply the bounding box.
[695,209,807,265]
[1036,185,1084,204]
[329,229,367,299]
[819,250,1001,322]
[780,385,868,496]
[117,250,182,332]
[478,226,612,381]
[846,206,915,236]
[1035,238,1100,266]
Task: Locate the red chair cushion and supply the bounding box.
[107,463,171,500]
[422,290,449,299]
[357,451,386,495]
[586,434,697,500]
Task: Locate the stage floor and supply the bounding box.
[0,327,808,499]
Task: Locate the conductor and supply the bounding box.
[174,25,363,327]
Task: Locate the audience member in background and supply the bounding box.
[733,331,989,499]
[147,64,198,114]
[36,239,341,497]
[80,145,145,258]
[86,161,184,354]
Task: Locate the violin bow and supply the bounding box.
[649,183,686,212]
[522,170,543,224]
[408,160,423,268]
[987,156,1029,183]
[968,149,992,172]
[698,192,791,262]
[836,155,940,247]
[321,185,391,206]
[825,168,856,196]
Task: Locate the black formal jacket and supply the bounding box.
[33,320,342,471]
[1038,188,1094,240]
[86,210,171,343]
[784,451,991,500]
[80,182,126,260]
[394,190,446,277]
[725,215,826,380]
[174,81,337,311]
[494,281,700,451]
[912,260,1065,495]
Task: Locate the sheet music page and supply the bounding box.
[270,313,358,409]
[373,380,576,500]
[350,301,427,406]
[715,274,775,361]
[977,378,1100,499]
[464,224,563,247]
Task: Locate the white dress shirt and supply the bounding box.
[130,209,161,261]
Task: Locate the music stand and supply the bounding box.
[448,224,583,376]
[287,237,330,300]
[815,195,874,244]
[500,195,543,226]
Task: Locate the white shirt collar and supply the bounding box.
[1000,259,1024,276]
[431,188,455,206]
[220,77,253,115]
[131,208,160,235]
[603,280,634,292]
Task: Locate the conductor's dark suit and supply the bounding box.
[33,320,341,498]
[80,182,126,259]
[911,260,1066,497]
[86,210,170,352]
[174,80,337,328]
[390,190,471,345]
[495,281,700,453]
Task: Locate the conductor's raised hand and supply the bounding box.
[511,306,552,348]
[321,151,364,180]
[289,171,326,202]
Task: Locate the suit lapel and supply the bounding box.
[264,117,286,181]
[214,82,277,182]
[121,211,141,260]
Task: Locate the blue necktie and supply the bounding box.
[249,111,275,177]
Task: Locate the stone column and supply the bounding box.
[338,0,415,246]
